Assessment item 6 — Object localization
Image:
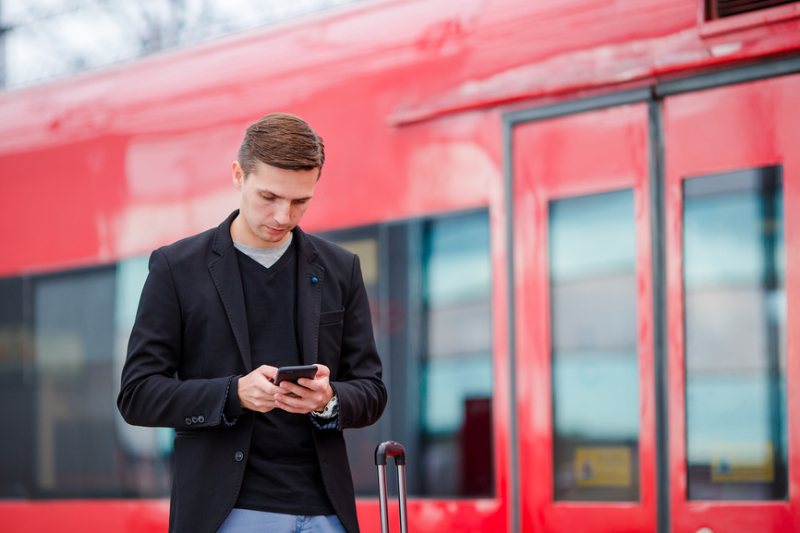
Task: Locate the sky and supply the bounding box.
[0,0,365,89]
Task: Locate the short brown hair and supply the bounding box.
[237,113,325,177]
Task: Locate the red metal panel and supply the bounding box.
[357,498,505,533]
[512,103,655,533]
[1,1,799,275]
[1,498,507,533]
[0,500,169,533]
[663,73,800,533]
[0,101,499,277]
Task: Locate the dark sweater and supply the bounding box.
[233,243,334,516]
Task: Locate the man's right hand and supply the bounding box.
[237,365,281,412]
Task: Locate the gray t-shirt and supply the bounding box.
[232,233,293,268]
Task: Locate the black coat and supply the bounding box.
[117,211,387,533]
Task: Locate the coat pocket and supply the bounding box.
[318,309,345,370]
[319,308,345,327]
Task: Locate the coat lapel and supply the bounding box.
[295,228,324,366]
[208,211,252,372]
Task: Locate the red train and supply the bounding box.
[1,1,800,532]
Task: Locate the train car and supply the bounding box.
[1,0,799,532]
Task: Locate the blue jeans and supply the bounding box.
[217,509,346,533]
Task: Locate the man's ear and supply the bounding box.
[232,161,244,190]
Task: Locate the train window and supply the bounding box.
[113,256,174,497]
[324,210,493,499]
[421,213,493,497]
[0,259,173,499]
[32,268,119,497]
[549,189,640,502]
[330,230,388,497]
[0,277,31,498]
[683,167,787,501]
[0,209,493,501]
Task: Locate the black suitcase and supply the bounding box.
[374,441,408,533]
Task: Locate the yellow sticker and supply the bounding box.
[711,441,774,483]
[574,447,632,487]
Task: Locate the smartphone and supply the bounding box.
[272,365,318,386]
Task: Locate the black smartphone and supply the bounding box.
[272,365,318,386]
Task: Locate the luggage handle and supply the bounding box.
[375,441,408,533]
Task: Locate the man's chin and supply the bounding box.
[259,229,289,244]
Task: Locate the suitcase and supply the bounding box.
[374,441,408,533]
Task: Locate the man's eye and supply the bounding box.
[293,200,307,205]
[262,196,275,202]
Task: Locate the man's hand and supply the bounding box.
[238,365,282,412]
[274,364,334,414]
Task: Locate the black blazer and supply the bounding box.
[117,211,387,533]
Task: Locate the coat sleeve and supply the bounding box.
[331,254,388,430]
[117,250,237,429]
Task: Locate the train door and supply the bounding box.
[511,98,657,533]
[510,72,800,533]
[662,73,800,533]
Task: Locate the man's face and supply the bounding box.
[231,159,319,248]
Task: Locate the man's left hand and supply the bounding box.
[273,364,334,414]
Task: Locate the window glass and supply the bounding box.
[684,167,787,500]
[33,267,118,496]
[1,208,495,501]
[324,210,493,499]
[421,213,493,497]
[114,256,173,497]
[334,234,386,496]
[549,189,640,502]
[0,277,33,497]
[0,256,172,499]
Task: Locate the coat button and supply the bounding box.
[198,415,205,423]
[191,416,198,424]
[235,452,244,462]
[185,417,192,425]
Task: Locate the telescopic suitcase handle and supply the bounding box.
[375,441,408,533]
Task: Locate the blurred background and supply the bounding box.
[0,1,799,532]
[0,0,362,88]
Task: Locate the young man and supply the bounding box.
[118,113,387,533]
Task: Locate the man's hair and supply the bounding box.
[237,113,325,177]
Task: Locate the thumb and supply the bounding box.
[313,364,330,378]
[257,365,278,381]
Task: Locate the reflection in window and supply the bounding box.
[33,268,118,496]
[114,257,173,497]
[334,234,385,496]
[324,211,493,499]
[0,257,172,499]
[549,190,639,502]
[0,277,32,497]
[422,213,493,497]
[684,167,787,501]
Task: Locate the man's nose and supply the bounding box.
[274,202,291,225]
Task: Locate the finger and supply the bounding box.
[257,365,278,381]
[274,394,311,413]
[313,364,330,378]
[277,386,327,410]
[280,380,312,397]
[247,393,278,412]
[293,378,321,391]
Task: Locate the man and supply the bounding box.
[117,113,387,533]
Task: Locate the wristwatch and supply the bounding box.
[311,393,338,419]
